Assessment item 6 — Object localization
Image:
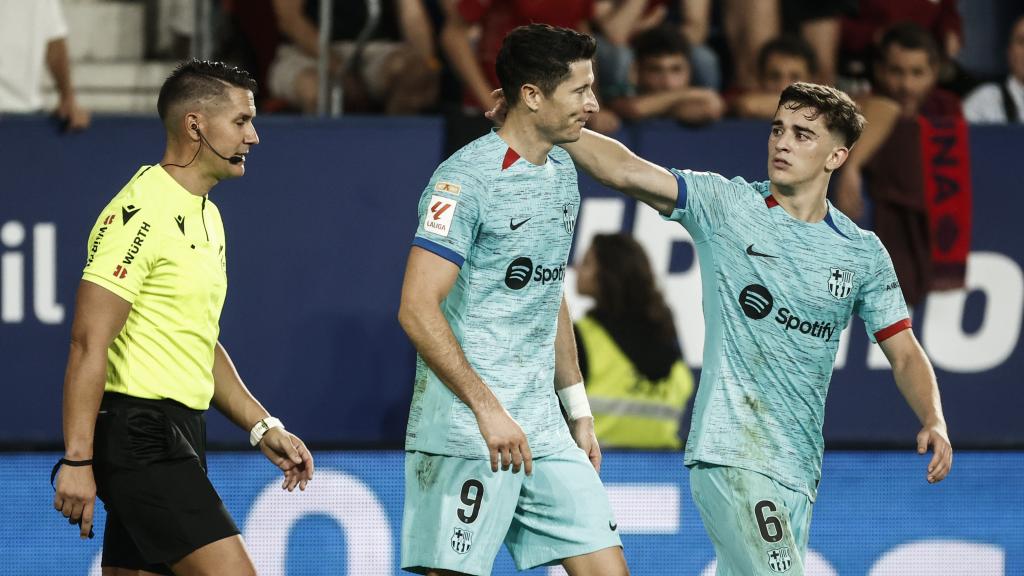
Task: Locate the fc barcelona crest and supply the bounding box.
[562,203,577,235]
[827,268,854,300]
[767,546,792,572]
[451,527,473,554]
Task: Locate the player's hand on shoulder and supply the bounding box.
[484,89,507,127]
[260,428,315,491]
[53,462,96,539]
[475,402,532,475]
[917,422,952,484]
[570,417,602,473]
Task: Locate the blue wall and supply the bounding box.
[18,451,1022,575]
[0,117,1021,446]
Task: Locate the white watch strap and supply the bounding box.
[249,417,284,447]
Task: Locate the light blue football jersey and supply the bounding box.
[406,130,579,459]
[667,170,910,500]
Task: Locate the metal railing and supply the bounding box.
[191,0,381,117]
[318,0,381,117]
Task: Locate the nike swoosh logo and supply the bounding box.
[510,218,531,230]
[609,521,617,531]
[746,244,777,258]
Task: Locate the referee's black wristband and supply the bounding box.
[61,458,93,467]
[49,458,93,490]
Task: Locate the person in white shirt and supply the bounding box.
[0,0,90,130]
[963,14,1024,124]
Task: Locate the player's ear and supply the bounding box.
[825,145,849,172]
[521,83,543,112]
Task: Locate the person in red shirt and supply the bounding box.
[841,0,962,82]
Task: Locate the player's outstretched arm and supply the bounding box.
[484,90,679,215]
[879,330,952,484]
[211,341,314,491]
[553,296,601,472]
[561,129,680,216]
[399,247,533,474]
[56,280,132,539]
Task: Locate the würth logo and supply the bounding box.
[113,265,127,279]
[103,214,115,225]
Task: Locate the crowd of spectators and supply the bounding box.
[5,1,1023,130]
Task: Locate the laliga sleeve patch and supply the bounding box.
[424,195,457,237]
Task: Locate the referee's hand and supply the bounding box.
[260,429,314,492]
[53,463,96,539]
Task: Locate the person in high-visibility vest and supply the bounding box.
[574,233,694,449]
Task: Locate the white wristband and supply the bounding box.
[557,382,592,421]
[249,417,284,447]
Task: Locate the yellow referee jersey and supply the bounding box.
[82,165,227,410]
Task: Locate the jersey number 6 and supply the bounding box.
[754,500,784,543]
[457,479,485,524]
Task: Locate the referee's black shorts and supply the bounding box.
[93,392,239,574]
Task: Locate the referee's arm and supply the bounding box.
[211,342,314,490]
[57,280,132,538]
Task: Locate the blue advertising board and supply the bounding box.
[0,117,1020,446]
[17,451,1022,575]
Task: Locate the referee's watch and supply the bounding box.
[249,417,284,447]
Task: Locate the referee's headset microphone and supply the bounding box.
[194,124,244,165]
[162,123,243,169]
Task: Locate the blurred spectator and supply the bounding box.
[834,23,970,305]
[780,0,857,86]
[593,0,720,97]
[440,0,621,133]
[608,26,723,123]
[872,22,960,119]
[0,0,90,130]
[963,15,1024,124]
[268,0,439,114]
[840,0,962,86]
[574,234,694,450]
[723,0,780,90]
[730,35,817,118]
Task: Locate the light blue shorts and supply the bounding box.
[690,462,813,575]
[401,445,622,575]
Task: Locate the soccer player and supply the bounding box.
[398,25,629,576]
[492,81,953,574]
[53,60,313,575]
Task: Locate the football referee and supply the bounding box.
[53,60,314,575]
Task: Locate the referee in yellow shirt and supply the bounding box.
[53,60,314,575]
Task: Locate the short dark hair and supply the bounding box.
[878,22,940,66]
[157,59,258,125]
[778,82,865,147]
[496,24,597,106]
[758,35,819,77]
[632,25,691,63]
